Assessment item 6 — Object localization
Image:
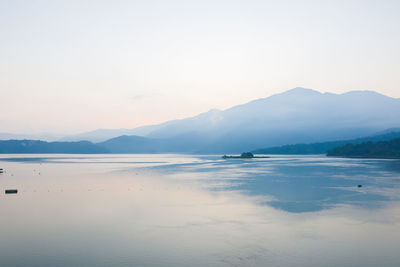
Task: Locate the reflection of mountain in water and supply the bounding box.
[145,155,400,213]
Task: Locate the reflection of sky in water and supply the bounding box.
[133,155,400,213]
[0,154,400,266]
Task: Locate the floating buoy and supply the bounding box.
[5,189,18,194]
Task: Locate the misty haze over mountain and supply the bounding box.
[2,88,400,153]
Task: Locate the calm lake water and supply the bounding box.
[0,154,400,266]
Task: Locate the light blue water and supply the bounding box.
[0,154,399,266]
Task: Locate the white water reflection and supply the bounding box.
[0,154,399,266]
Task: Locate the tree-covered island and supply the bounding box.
[222,152,270,159]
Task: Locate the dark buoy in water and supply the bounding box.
[357,185,362,188]
[5,189,18,194]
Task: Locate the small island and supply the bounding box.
[222,152,270,159]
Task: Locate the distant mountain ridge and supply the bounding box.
[327,138,400,159]
[252,131,400,154]
[59,125,166,143]
[3,130,400,154]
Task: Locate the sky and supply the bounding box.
[1,0,399,135]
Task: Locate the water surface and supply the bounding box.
[0,154,399,266]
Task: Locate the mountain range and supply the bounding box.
[2,87,400,153]
[97,87,400,153]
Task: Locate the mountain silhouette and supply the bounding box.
[96,87,400,153]
[5,88,400,154]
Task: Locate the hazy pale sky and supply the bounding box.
[1,0,399,134]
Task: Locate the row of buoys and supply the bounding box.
[1,167,147,195]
